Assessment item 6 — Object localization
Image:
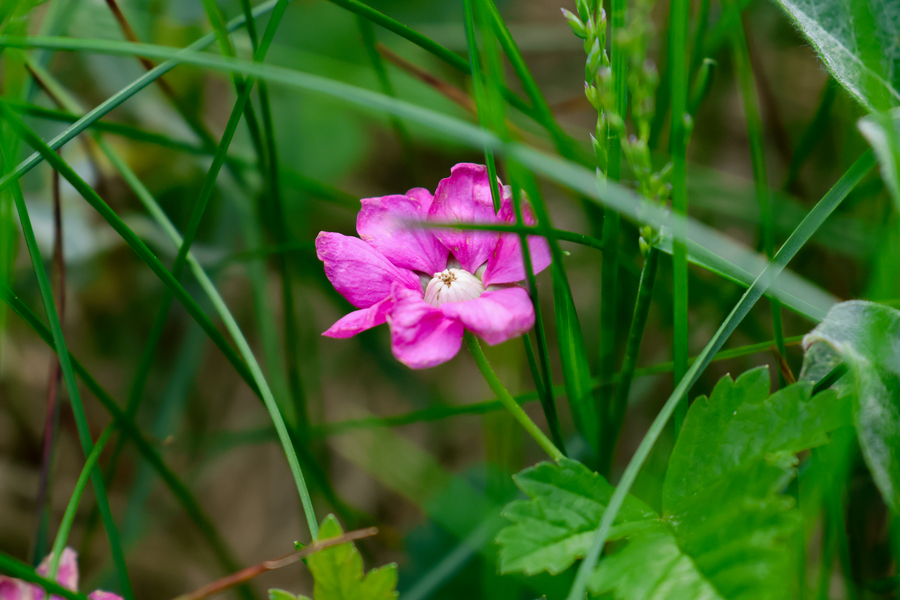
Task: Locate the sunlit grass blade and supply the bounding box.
[564,149,875,600]
[0,124,133,599]
[0,34,843,322]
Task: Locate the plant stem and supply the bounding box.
[669,0,691,435]
[597,0,628,457]
[464,333,564,462]
[601,245,659,473]
[729,8,787,387]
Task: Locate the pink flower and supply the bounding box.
[0,549,122,600]
[317,163,551,369]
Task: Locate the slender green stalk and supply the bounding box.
[0,136,133,599]
[47,425,114,579]
[564,151,874,600]
[464,333,564,462]
[602,245,659,473]
[784,79,837,192]
[729,8,787,385]
[669,0,691,434]
[597,0,628,456]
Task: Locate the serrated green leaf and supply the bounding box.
[497,458,659,575]
[664,366,845,509]
[269,589,306,600]
[287,515,398,600]
[589,531,723,600]
[498,368,849,599]
[802,300,900,513]
[770,0,900,110]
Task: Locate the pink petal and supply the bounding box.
[405,187,434,205]
[428,164,506,273]
[36,549,78,592]
[440,286,534,345]
[323,297,393,338]
[88,592,123,600]
[0,579,33,600]
[482,201,551,286]
[316,232,421,309]
[387,284,464,369]
[357,193,447,274]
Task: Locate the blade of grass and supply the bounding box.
[565,150,875,600]
[597,0,628,460]
[46,424,114,578]
[0,0,281,192]
[0,138,133,599]
[0,280,251,585]
[729,5,787,388]
[0,101,318,539]
[602,245,660,474]
[32,150,65,564]
[669,0,690,435]
[0,35,843,321]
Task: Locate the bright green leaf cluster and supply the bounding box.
[497,367,847,598]
[270,516,397,600]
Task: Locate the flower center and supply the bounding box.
[424,268,484,307]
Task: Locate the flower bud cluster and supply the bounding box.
[562,0,679,256]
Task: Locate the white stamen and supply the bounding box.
[424,268,484,306]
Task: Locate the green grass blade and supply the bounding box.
[0,121,133,599]
[597,0,628,459]
[0,102,318,538]
[47,425,114,578]
[669,0,691,434]
[564,150,875,600]
[0,34,843,322]
[0,281,250,584]
[323,0,538,120]
[728,5,787,387]
[0,0,281,191]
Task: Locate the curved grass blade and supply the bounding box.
[0,35,844,324]
[564,150,875,600]
[0,281,249,586]
[0,0,281,192]
[0,552,89,600]
[0,102,318,539]
[0,131,133,599]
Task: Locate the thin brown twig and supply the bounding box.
[170,527,379,600]
[377,42,477,113]
[104,0,180,102]
[32,149,66,560]
[771,345,797,385]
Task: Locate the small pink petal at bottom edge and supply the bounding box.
[388,285,464,369]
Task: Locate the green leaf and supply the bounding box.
[858,108,900,211]
[589,531,722,600]
[769,0,900,110]
[499,369,849,598]
[496,458,659,575]
[802,300,900,513]
[664,367,846,509]
[297,515,398,600]
[269,590,307,600]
